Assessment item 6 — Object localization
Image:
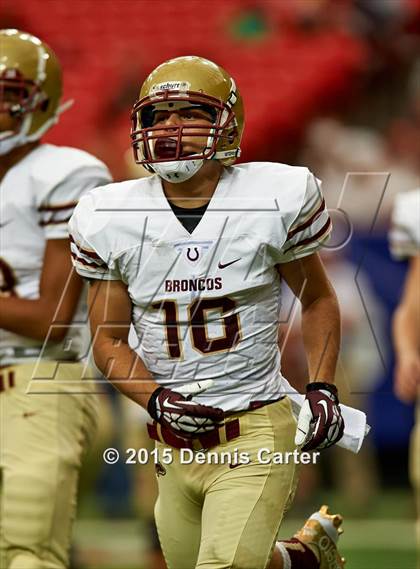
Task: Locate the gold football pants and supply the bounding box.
[0,362,98,569]
[410,400,420,566]
[154,397,298,569]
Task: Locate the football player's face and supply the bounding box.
[152,106,214,156]
[0,85,23,133]
[0,112,16,133]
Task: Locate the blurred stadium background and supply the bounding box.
[2,0,419,567]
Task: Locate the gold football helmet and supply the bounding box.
[131,56,244,182]
[0,29,67,154]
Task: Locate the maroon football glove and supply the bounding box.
[148,386,225,437]
[295,382,344,451]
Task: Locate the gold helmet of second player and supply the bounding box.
[131,56,244,182]
[0,29,66,155]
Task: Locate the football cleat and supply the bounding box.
[294,505,345,569]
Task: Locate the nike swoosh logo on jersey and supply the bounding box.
[218,258,241,269]
[0,219,12,229]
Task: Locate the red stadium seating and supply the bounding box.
[3,0,368,171]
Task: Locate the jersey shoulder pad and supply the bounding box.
[28,144,111,202]
[70,178,148,260]
[230,163,328,262]
[87,176,155,211]
[230,161,311,219]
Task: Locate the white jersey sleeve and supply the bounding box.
[0,143,112,364]
[274,171,331,263]
[69,192,122,281]
[389,189,420,260]
[32,145,111,239]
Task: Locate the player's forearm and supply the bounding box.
[92,336,159,409]
[393,256,420,360]
[301,292,341,384]
[0,296,67,341]
[393,305,420,360]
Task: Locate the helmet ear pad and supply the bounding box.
[227,126,238,145]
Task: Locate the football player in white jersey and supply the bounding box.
[70,56,345,569]
[0,29,111,569]
[390,189,420,563]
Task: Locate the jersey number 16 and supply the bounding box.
[152,297,241,358]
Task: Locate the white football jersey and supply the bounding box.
[389,189,420,259]
[70,162,331,411]
[0,143,111,364]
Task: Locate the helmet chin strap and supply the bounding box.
[151,158,204,183]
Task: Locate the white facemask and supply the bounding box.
[0,100,73,157]
[151,158,204,183]
[0,113,32,156]
[0,131,25,156]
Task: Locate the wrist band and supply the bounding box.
[147,386,164,419]
[306,381,338,397]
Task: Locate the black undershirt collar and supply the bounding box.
[168,200,209,234]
